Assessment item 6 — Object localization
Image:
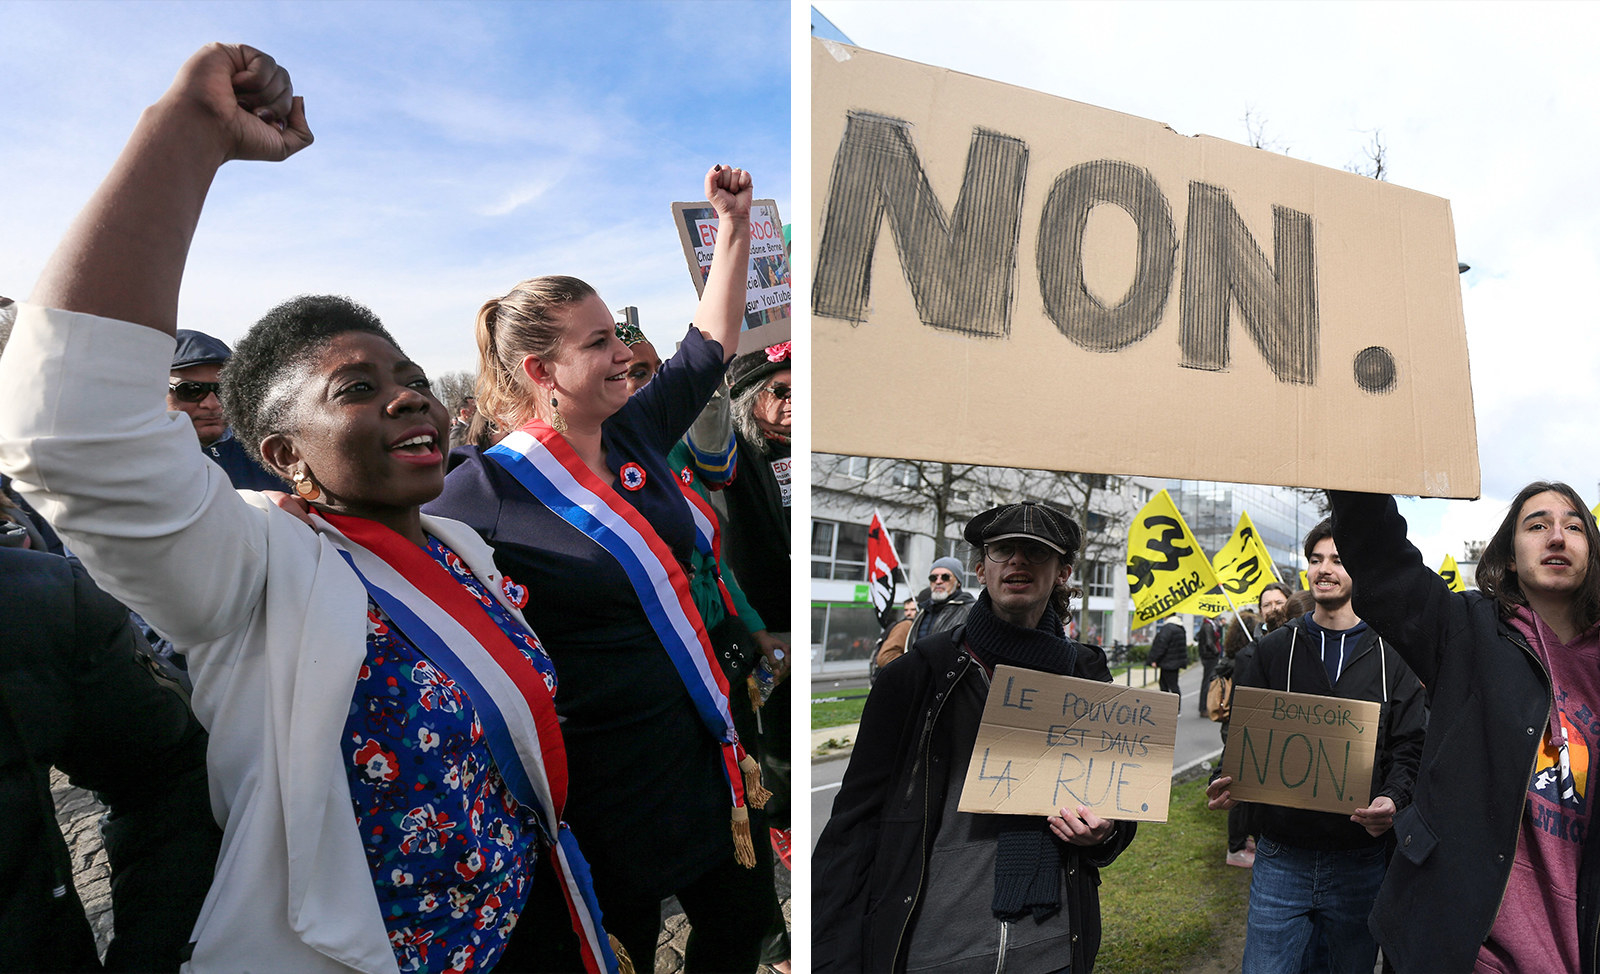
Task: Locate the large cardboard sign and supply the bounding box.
[957,666,1177,822]
[1220,686,1381,814]
[672,199,790,355]
[811,39,1479,498]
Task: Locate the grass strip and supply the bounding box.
[811,688,869,730]
[1096,776,1251,973]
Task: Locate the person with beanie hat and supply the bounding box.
[815,501,1135,973]
[895,554,979,671]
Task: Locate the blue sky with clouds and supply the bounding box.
[1,0,790,370]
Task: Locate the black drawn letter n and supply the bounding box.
[1179,182,1319,384]
[813,112,1028,338]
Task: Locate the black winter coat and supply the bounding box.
[1331,490,1600,974]
[813,626,1135,973]
[1231,612,1427,851]
[0,547,219,971]
[1149,622,1188,670]
[910,588,977,650]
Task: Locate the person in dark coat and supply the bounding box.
[1197,614,1223,719]
[167,329,287,492]
[814,501,1135,973]
[0,545,220,971]
[1331,485,1600,973]
[1207,518,1426,974]
[1149,619,1188,710]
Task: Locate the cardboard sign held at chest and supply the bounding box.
[811,39,1479,498]
[1220,686,1381,814]
[957,666,1178,822]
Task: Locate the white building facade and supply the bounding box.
[812,456,1326,669]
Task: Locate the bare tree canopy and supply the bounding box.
[432,369,477,413]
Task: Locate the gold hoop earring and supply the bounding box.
[292,467,322,502]
[550,394,568,434]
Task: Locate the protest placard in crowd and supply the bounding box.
[812,38,1478,497]
[958,666,1177,822]
[1221,686,1381,814]
[673,199,790,354]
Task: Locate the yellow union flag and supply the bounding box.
[1438,554,1466,593]
[1126,490,1223,625]
[1176,511,1281,615]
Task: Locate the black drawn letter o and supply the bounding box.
[1037,160,1177,352]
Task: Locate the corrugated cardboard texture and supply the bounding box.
[812,39,1479,497]
[1219,686,1381,814]
[957,666,1177,822]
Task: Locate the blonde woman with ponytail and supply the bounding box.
[427,166,771,970]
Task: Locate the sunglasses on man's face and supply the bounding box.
[764,382,791,402]
[168,379,222,404]
[929,572,956,583]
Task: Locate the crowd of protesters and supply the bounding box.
[0,43,789,974]
[826,482,1600,974]
[11,37,1600,974]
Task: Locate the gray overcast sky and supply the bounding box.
[811,0,1600,569]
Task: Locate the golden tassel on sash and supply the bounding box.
[740,753,772,809]
[732,804,757,868]
[609,935,635,974]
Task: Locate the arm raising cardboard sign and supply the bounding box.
[958,665,1177,822]
[1220,685,1381,815]
[673,198,790,355]
[811,38,1478,498]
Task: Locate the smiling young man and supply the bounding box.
[815,502,1135,973]
[1207,518,1426,974]
[1328,484,1600,973]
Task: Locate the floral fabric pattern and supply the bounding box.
[341,536,556,972]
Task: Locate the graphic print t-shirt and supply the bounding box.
[1478,609,1600,974]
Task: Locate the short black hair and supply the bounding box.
[221,295,399,465]
[1303,518,1336,562]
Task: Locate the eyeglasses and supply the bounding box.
[168,379,221,404]
[984,541,1056,565]
[763,382,791,402]
[928,572,956,583]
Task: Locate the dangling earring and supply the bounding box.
[549,394,568,434]
[292,467,322,502]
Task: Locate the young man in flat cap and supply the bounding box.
[815,501,1136,973]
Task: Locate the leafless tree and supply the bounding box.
[813,454,998,548]
[1242,107,1290,154]
[1348,129,1388,181]
[814,455,1129,593]
[432,369,477,413]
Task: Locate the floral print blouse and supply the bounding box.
[340,536,555,973]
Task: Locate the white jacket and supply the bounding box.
[0,307,542,973]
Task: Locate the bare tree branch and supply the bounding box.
[1347,128,1387,181]
[432,369,477,413]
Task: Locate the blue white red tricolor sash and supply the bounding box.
[486,424,751,811]
[677,479,739,619]
[317,511,617,974]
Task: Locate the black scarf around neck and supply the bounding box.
[964,589,1078,677]
[962,590,1082,922]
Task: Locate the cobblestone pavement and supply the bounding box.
[52,771,114,956]
[54,773,791,972]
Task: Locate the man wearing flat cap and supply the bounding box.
[168,329,286,491]
[815,501,1136,973]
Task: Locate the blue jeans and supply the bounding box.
[1242,836,1387,974]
